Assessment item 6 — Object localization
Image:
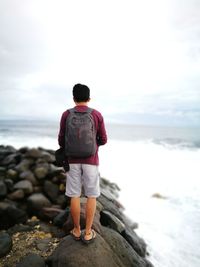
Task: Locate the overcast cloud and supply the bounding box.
[0,0,199,126]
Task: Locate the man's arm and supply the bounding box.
[58,111,68,148]
[96,117,107,146]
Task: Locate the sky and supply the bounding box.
[0,0,199,126]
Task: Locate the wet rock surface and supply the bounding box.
[0,145,153,267]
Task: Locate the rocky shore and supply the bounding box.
[0,145,153,267]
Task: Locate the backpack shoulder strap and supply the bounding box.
[67,107,93,113]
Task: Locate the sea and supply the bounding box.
[0,119,200,267]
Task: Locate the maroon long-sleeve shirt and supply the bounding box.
[58,105,107,165]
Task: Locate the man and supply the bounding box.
[58,83,107,243]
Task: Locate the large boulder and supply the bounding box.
[27,193,51,217]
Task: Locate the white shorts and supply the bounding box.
[65,164,100,198]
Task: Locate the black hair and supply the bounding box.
[73,83,90,102]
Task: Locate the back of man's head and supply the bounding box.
[73,84,90,103]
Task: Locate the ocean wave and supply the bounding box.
[153,138,200,149]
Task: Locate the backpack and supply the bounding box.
[65,107,96,158]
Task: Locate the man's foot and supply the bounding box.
[70,228,81,240]
[81,229,96,244]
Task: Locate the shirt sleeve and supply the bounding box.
[58,111,68,148]
[96,116,107,146]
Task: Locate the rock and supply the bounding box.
[14,180,33,195]
[43,180,59,202]
[16,253,46,267]
[98,193,124,222]
[48,164,63,176]
[19,170,38,185]
[7,189,25,200]
[41,151,55,163]
[0,181,7,199]
[0,203,28,229]
[152,193,167,199]
[1,153,18,166]
[0,232,12,258]
[121,229,147,257]
[34,164,49,179]
[101,226,150,267]
[25,148,42,158]
[15,159,33,173]
[100,210,125,233]
[42,207,63,220]
[7,224,33,235]
[6,169,18,180]
[27,193,51,217]
[46,233,121,267]
[4,179,14,192]
[53,208,70,227]
[0,146,16,162]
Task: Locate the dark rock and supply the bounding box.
[16,253,46,267]
[27,193,51,217]
[42,207,63,220]
[4,179,14,192]
[98,193,124,222]
[14,180,33,195]
[100,210,125,233]
[101,226,150,267]
[7,223,33,235]
[1,153,21,166]
[40,151,55,163]
[25,148,42,158]
[6,169,18,180]
[19,170,38,185]
[7,189,25,200]
[0,232,12,257]
[15,159,34,173]
[34,164,49,179]
[122,229,147,257]
[0,181,7,199]
[0,146,16,162]
[46,233,121,267]
[53,208,70,227]
[55,195,68,208]
[43,180,59,202]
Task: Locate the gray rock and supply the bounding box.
[43,180,59,202]
[1,153,17,165]
[14,180,33,195]
[100,210,125,233]
[4,179,14,192]
[46,233,121,267]
[0,181,7,199]
[53,209,70,227]
[0,232,12,257]
[16,253,46,267]
[41,151,55,163]
[6,169,18,180]
[7,189,25,200]
[27,193,51,216]
[122,229,147,257]
[25,148,42,158]
[101,226,150,267]
[34,164,49,179]
[0,203,28,229]
[19,170,38,185]
[15,159,33,173]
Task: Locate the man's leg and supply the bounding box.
[85,197,96,240]
[70,197,81,237]
[82,164,100,240]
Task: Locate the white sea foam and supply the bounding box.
[99,140,200,267]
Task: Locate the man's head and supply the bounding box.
[73,84,90,103]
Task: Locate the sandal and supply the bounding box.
[70,229,81,241]
[81,229,96,244]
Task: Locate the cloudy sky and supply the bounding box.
[0,0,199,126]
